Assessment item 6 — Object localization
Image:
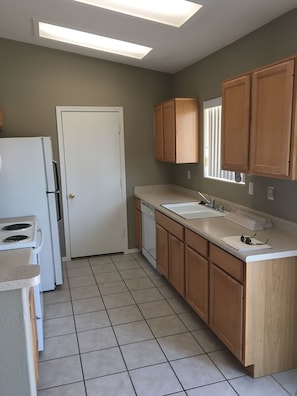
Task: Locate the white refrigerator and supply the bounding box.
[0,136,63,291]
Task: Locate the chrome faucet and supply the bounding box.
[196,191,215,208]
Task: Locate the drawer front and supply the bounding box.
[185,228,208,257]
[135,198,141,211]
[209,243,244,283]
[156,211,184,240]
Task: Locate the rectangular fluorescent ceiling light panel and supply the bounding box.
[38,22,152,59]
[72,0,203,27]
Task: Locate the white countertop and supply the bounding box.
[135,184,297,263]
[0,249,40,291]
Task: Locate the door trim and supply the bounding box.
[56,106,128,260]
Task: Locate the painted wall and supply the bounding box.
[0,38,174,252]
[173,8,297,223]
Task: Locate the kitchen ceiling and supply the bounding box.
[0,0,296,73]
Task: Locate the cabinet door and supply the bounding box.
[209,264,243,361]
[221,75,251,172]
[156,224,168,277]
[135,200,142,249]
[168,234,184,296]
[29,288,39,383]
[250,60,294,177]
[153,104,164,161]
[163,100,176,162]
[185,246,209,323]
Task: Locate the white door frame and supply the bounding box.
[56,106,128,261]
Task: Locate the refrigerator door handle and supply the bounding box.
[52,160,60,191]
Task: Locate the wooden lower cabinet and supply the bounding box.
[185,229,209,323]
[135,198,142,249]
[209,264,244,361]
[29,288,39,384]
[156,211,184,296]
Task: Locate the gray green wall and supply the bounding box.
[1,8,297,253]
[0,39,173,252]
[173,8,297,223]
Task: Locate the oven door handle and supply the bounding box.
[35,228,44,254]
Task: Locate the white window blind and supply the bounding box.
[203,97,245,183]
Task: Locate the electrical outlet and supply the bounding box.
[267,186,274,200]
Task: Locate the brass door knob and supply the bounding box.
[69,192,75,198]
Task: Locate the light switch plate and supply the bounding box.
[267,186,274,200]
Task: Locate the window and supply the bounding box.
[203,98,245,183]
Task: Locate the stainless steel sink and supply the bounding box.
[161,202,225,219]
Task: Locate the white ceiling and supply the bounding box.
[0,0,296,73]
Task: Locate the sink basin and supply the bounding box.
[161,202,225,219]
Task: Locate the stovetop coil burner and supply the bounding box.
[3,235,29,243]
[2,223,32,231]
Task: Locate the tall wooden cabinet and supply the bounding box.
[222,57,297,179]
[153,98,199,164]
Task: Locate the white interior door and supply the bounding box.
[56,107,128,259]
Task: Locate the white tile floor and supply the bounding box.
[37,253,297,396]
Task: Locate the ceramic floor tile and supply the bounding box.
[70,285,100,300]
[39,334,79,361]
[125,277,155,291]
[158,284,180,299]
[121,339,166,369]
[147,314,188,337]
[44,316,76,338]
[37,382,86,396]
[120,268,147,280]
[67,266,93,278]
[85,372,136,396]
[129,362,182,396]
[114,260,140,271]
[43,289,71,305]
[187,381,238,395]
[131,287,164,303]
[108,304,143,325]
[208,350,247,379]
[68,275,96,288]
[178,311,207,331]
[91,262,117,274]
[114,320,154,345]
[111,253,136,262]
[38,355,83,390]
[75,310,110,332]
[66,258,90,268]
[98,280,128,295]
[81,347,126,379]
[273,368,297,395]
[138,300,175,319]
[77,326,117,353]
[89,255,113,265]
[149,274,171,287]
[44,302,73,319]
[157,332,204,360]
[167,297,191,314]
[102,291,135,308]
[72,296,104,315]
[229,375,291,396]
[95,271,122,284]
[192,328,225,353]
[142,265,160,277]
[171,354,224,389]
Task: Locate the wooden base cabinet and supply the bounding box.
[185,229,209,323]
[135,198,142,250]
[29,288,39,384]
[156,211,185,296]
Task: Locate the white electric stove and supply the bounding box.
[0,215,44,351]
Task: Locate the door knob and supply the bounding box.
[69,192,75,198]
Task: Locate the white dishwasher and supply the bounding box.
[141,201,156,268]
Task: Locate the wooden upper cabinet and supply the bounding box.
[222,56,297,179]
[153,98,199,164]
[222,75,251,173]
[250,60,294,177]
